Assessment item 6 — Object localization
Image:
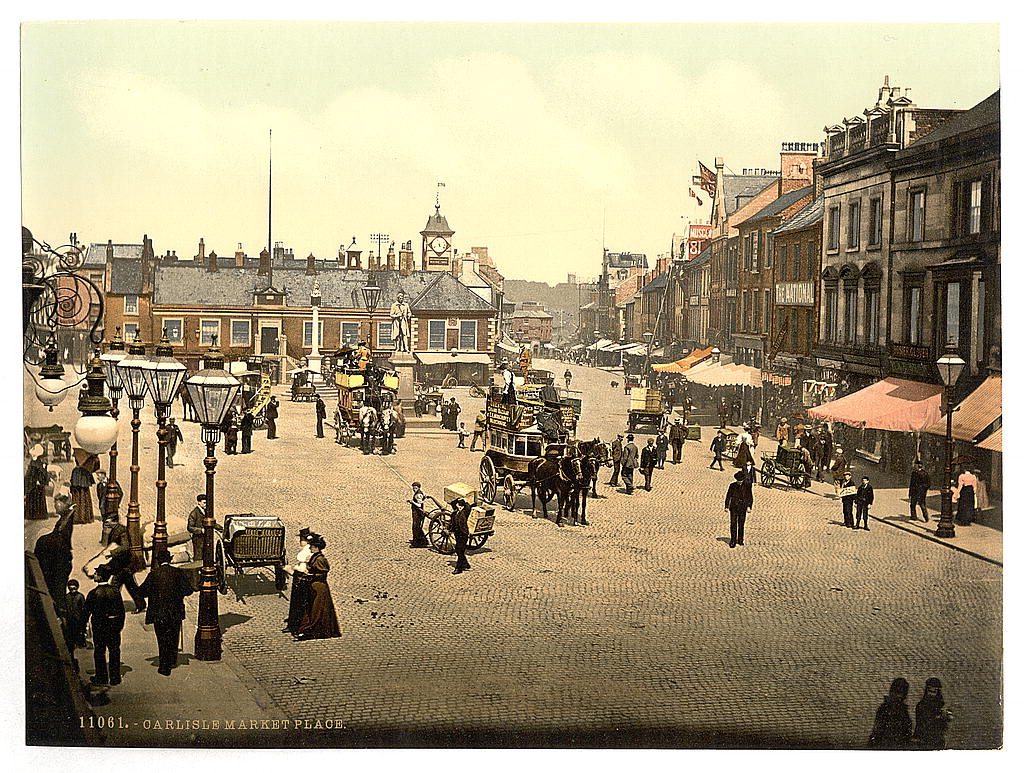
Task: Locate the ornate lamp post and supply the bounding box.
[115,332,150,571]
[141,331,188,567]
[35,339,71,411]
[99,329,127,523]
[186,338,240,661]
[361,273,382,351]
[73,353,119,456]
[935,341,966,539]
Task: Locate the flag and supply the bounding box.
[688,188,703,206]
[438,182,446,188]
[697,160,716,198]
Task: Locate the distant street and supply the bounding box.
[25,358,1001,747]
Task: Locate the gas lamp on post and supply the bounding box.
[99,329,127,523]
[935,341,966,539]
[115,332,150,571]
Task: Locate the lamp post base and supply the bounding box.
[936,491,956,539]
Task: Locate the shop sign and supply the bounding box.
[775,281,815,306]
[889,342,933,362]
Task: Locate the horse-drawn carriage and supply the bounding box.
[627,387,667,433]
[333,366,403,446]
[235,370,272,428]
[478,395,608,526]
[760,445,812,489]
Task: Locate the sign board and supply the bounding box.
[486,401,525,430]
[687,223,712,258]
[889,342,933,362]
[775,281,815,306]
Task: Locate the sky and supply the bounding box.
[20,22,1000,285]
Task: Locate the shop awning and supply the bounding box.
[976,427,1002,452]
[620,343,649,355]
[687,363,762,388]
[497,338,520,354]
[922,374,1001,442]
[415,351,492,366]
[569,344,585,351]
[806,377,943,432]
[651,347,716,373]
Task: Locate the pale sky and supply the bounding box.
[21,22,999,284]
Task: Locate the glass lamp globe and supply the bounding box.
[36,344,70,411]
[74,414,119,455]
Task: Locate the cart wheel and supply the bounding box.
[790,472,810,489]
[426,509,456,555]
[274,564,287,591]
[502,475,516,511]
[253,415,266,430]
[760,461,776,488]
[442,374,457,389]
[215,538,228,595]
[467,533,489,550]
[470,384,486,399]
[480,456,498,503]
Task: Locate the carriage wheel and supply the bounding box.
[467,533,489,550]
[760,460,776,488]
[426,509,456,555]
[479,456,498,503]
[790,471,810,489]
[253,415,266,430]
[502,475,516,511]
[214,538,228,595]
[470,384,486,399]
[442,374,457,389]
[274,564,288,591]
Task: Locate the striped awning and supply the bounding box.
[923,374,1001,442]
[976,427,1002,452]
[687,362,762,388]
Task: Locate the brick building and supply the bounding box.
[509,301,554,345]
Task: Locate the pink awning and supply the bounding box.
[806,377,943,432]
[976,427,1001,452]
[687,363,761,388]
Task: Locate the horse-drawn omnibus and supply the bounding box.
[333,366,402,446]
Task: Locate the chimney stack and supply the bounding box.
[235,242,245,268]
[196,237,205,263]
[337,244,346,265]
[386,243,396,271]
[106,239,114,263]
[207,250,219,273]
[258,248,270,276]
[399,242,414,277]
[305,253,317,275]
[347,247,362,270]
[368,251,379,271]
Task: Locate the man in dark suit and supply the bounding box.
[266,397,280,439]
[639,438,657,491]
[139,550,194,675]
[709,430,726,471]
[855,476,874,530]
[725,470,752,548]
[450,498,472,575]
[607,434,623,486]
[84,565,126,685]
[314,395,326,438]
[240,411,255,453]
[909,460,931,522]
[669,418,686,464]
[620,434,639,494]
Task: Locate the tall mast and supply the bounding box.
[267,129,273,286]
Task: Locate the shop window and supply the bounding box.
[428,320,446,350]
[341,322,360,346]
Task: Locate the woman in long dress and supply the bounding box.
[295,534,341,640]
[953,467,978,526]
[284,527,313,635]
[70,453,98,524]
[25,448,49,520]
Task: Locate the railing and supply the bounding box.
[870,115,891,146]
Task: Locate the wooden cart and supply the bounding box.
[214,514,288,593]
[627,387,667,433]
[419,484,496,553]
[759,445,812,489]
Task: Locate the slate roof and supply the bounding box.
[109,259,144,295]
[722,175,776,215]
[901,90,999,151]
[83,242,144,266]
[640,272,669,294]
[607,252,648,269]
[685,245,713,269]
[512,307,554,319]
[153,265,495,313]
[744,185,814,224]
[773,195,824,235]
[421,205,454,235]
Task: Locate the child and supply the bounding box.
[63,579,88,649]
[457,422,469,448]
[856,476,874,530]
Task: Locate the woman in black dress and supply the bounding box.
[913,677,952,750]
[295,534,341,641]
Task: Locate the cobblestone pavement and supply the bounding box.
[25,360,1002,748]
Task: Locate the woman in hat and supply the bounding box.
[25,445,50,520]
[283,527,313,634]
[70,450,99,524]
[294,533,341,640]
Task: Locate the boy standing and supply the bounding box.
[457,422,469,448]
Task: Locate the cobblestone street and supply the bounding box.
[25,359,1002,748]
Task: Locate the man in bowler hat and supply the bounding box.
[725,470,752,548]
[139,550,194,676]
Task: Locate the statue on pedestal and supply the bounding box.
[390,291,412,353]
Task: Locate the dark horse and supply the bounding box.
[574,439,611,524]
[528,447,586,526]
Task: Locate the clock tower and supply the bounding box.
[419,202,455,272]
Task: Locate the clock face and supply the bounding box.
[429,236,448,254]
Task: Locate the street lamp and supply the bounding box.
[99,329,127,526]
[73,352,119,455]
[116,331,150,571]
[935,341,966,539]
[361,273,382,356]
[35,339,71,411]
[711,346,721,363]
[186,338,240,661]
[142,330,188,567]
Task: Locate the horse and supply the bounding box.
[574,439,611,524]
[528,449,586,526]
